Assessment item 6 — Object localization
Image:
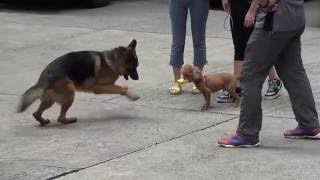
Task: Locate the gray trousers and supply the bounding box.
[169,0,209,67]
[237,28,320,140]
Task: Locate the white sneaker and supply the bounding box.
[264,79,283,100]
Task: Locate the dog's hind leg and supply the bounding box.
[57,98,77,124]
[33,93,54,126]
[53,79,77,124]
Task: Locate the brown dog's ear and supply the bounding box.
[192,69,202,82]
[128,39,137,49]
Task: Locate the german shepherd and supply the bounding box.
[17,39,140,125]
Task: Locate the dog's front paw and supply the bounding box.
[122,85,129,90]
[233,103,240,108]
[201,105,210,111]
[126,91,140,101]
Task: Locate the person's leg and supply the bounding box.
[172,66,182,82]
[169,0,188,94]
[234,61,242,81]
[237,30,281,141]
[189,0,209,94]
[217,2,249,103]
[216,40,244,103]
[218,30,288,147]
[274,30,320,133]
[189,0,209,69]
[230,2,250,81]
[232,28,247,82]
[216,29,248,102]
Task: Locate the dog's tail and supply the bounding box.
[17,84,44,113]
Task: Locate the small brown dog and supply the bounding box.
[180,64,240,111]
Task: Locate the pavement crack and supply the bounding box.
[46,117,237,179]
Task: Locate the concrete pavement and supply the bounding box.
[0,0,320,179]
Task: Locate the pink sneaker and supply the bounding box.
[218,134,260,148]
[284,127,320,139]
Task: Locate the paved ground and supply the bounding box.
[0,0,320,179]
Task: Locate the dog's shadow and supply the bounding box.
[37,114,139,129]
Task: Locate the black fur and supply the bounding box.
[39,51,97,87]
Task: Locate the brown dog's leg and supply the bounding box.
[94,84,140,101]
[200,88,211,111]
[33,94,54,126]
[196,82,212,111]
[201,93,211,111]
[229,88,240,107]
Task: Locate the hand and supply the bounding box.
[268,0,278,12]
[222,0,230,12]
[244,10,256,28]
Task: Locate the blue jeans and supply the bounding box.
[169,0,209,67]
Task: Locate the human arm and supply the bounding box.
[258,0,279,10]
[244,0,259,27]
[222,0,230,12]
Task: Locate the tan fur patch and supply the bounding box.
[49,79,75,104]
[94,56,101,74]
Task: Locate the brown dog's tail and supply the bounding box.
[17,84,44,113]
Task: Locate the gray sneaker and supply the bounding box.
[216,90,233,103]
[216,87,242,103]
[264,79,283,100]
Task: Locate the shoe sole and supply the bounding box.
[264,83,283,100]
[264,93,281,100]
[284,133,320,139]
[218,142,260,148]
[216,98,234,103]
[169,91,182,95]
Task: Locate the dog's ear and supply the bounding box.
[128,39,137,49]
[192,69,202,82]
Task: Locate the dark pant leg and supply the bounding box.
[169,0,188,67]
[274,29,320,129]
[237,29,288,140]
[189,0,209,66]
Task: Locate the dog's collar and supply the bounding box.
[193,75,207,85]
[202,75,208,85]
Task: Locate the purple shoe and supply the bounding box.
[284,127,320,139]
[218,134,260,148]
